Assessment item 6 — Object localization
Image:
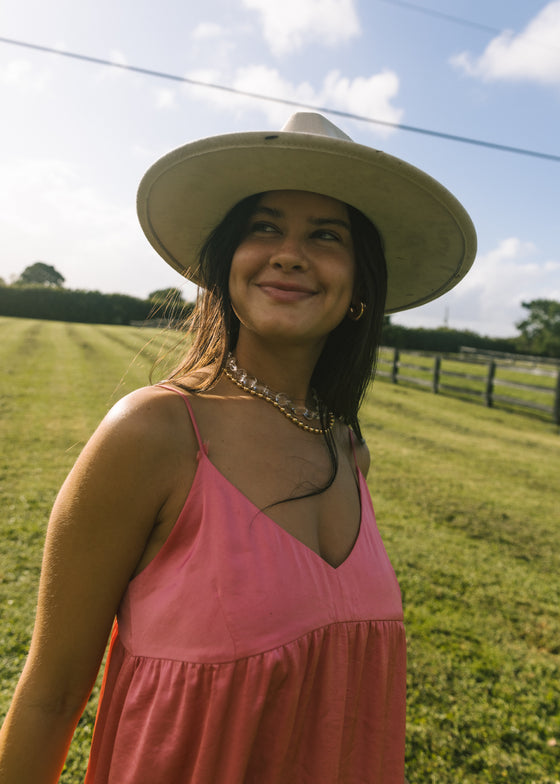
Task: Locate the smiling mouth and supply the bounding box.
[258,284,316,303]
[257,283,317,302]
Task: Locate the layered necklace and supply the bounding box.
[223,353,335,435]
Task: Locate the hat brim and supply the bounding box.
[137,130,477,314]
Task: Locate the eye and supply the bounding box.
[249,221,279,235]
[313,229,341,242]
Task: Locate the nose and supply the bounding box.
[269,236,308,272]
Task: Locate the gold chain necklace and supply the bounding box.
[223,353,335,435]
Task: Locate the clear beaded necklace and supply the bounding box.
[223,353,335,435]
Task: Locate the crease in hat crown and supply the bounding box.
[280,112,353,142]
[137,111,477,314]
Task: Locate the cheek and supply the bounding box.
[228,272,242,321]
[327,267,355,329]
[228,251,246,304]
[228,251,255,323]
[229,244,257,285]
[336,264,356,322]
[337,259,356,301]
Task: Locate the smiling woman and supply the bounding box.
[229,190,356,356]
[171,184,389,439]
[0,112,476,784]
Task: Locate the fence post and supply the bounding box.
[432,355,441,393]
[553,367,560,426]
[485,360,496,407]
[391,348,399,384]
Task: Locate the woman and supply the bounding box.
[0,113,476,783]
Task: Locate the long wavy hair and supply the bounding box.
[167,191,387,437]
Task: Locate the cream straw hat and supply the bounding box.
[137,112,476,313]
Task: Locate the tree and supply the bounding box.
[147,287,194,323]
[148,287,186,305]
[515,299,560,357]
[17,262,65,288]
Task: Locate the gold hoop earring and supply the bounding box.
[348,301,366,321]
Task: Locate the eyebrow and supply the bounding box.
[252,205,351,233]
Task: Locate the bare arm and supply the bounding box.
[0,387,193,783]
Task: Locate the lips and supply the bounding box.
[257,281,317,302]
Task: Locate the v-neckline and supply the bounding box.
[199,449,364,571]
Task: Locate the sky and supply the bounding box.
[0,0,559,338]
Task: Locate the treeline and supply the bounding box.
[381,298,560,358]
[381,319,517,355]
[0,285,178,325]
[1,284,558,359]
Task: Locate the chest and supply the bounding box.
[122,454,404,663]
[203,421,361,569]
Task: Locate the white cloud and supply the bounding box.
[451,0,560,84]
[2,153,199,299]
[0,58,50,92]
[180,65,403,136]
[455,237,539,300]
[242,0,360,55]
[0,157,181,297]
[230,65,316,125]
[320,70,402,132]
[155,87,176,108]
[192,22,227,41]
[394,238,560,336]
[91,48,139,88]
[188,22,237,70]
[109,49,128,66]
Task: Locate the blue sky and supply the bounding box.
[1,0,559,337]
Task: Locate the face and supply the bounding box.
[228,190,356,352]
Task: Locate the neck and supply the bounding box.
[232,337,322,404]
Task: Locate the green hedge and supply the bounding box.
[0,287,536,356]
[0,286,154,325]
[382,321,518,355]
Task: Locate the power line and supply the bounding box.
[375,0,560,54]
[1,35,559,163]
[375,0,501,36]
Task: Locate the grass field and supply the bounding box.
[1,316,559,782]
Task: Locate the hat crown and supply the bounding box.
[280,112,353,142]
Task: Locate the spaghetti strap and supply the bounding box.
[156,384,205,453]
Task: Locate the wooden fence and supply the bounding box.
[377,347,560,425]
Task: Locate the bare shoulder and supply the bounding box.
[64,384,201,521]
[353,435,371,478]
[103,384,190,433]
[96,384,197,457]
[43,384,202,607]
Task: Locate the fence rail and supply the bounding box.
[377,347,560,425]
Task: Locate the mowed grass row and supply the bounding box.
[1,317,559,782]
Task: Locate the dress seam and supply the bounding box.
[117,617,405,667]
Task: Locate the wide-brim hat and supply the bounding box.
[137,112,476,313]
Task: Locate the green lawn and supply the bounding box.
[1,317,559,782]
